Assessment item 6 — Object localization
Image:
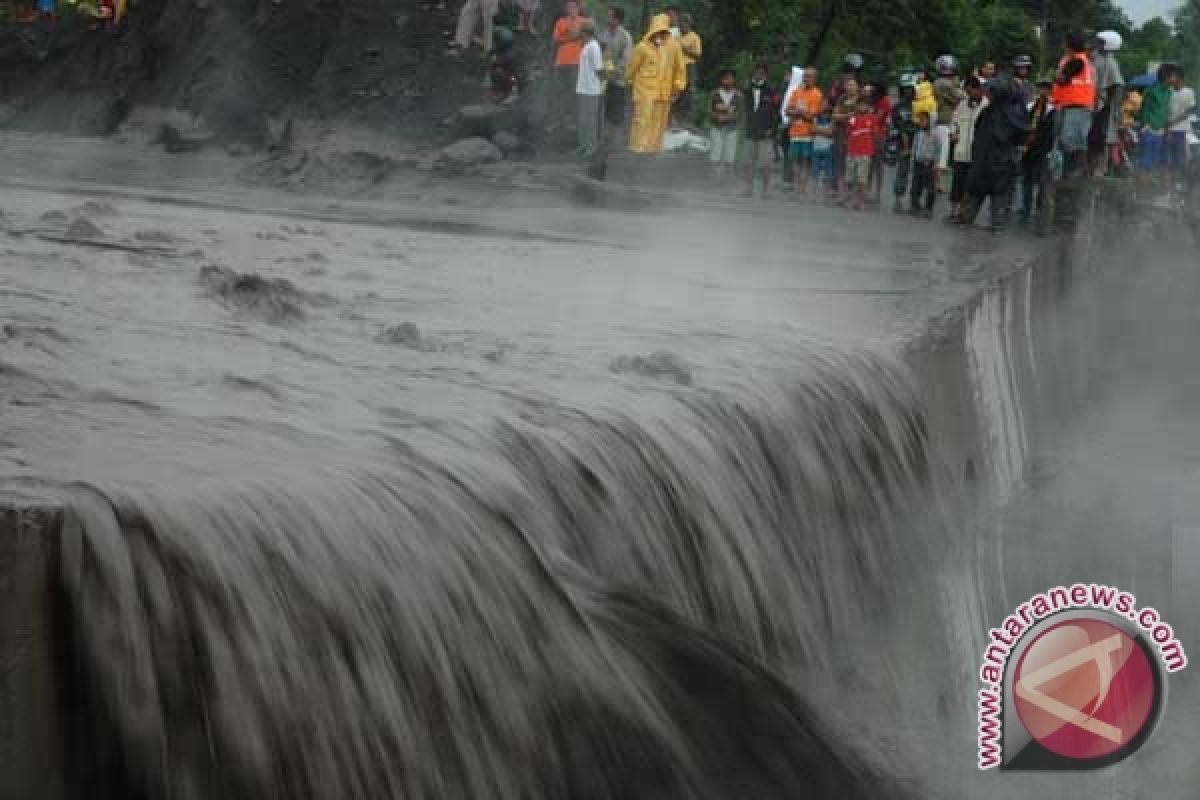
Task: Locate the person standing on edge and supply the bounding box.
[955,77,1029,231]
[1136,65,1172,188]
[1051,31,1095,178]
[741,62,778,197]
[891,74,918,212]
[830,76,862,203]
[827,53,864,195]
[1166,66,1195,196]
[845,95,880,210]
[1089,31,1124,176]
[673,13,702,127]
[1043,30,1095,229]
[597,7,633,139]
[933,54,966,197]
[575,19,606,159]
[626,14,685,153]
[709,69,742,179]
[948,76,987,220]
[1021,73,1056,226]
[784,68,823,199]
[552,1,590,130]
[909,111,939,216]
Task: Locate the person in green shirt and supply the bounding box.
[1136,65,1173,176]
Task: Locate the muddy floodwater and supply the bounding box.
[2,131,1199,799]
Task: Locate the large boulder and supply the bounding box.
[491,131,522,155]
[435,137,503,170]
[453,103,516,138]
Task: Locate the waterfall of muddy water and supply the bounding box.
[1,147,1197,799]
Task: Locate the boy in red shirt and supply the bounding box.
[845,98,879,210]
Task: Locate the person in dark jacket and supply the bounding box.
[954,76,1029,230]
[741,62,780,197]
[1020,74,1056,226]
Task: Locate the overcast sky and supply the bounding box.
[1120,0,1181,23]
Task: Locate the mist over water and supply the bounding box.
[3,134,1199,798]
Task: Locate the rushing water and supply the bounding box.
[2,151,1198,798]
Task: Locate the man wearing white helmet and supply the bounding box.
[933,54,966,188]
[1089,30,1125,174]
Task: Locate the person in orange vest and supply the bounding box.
[1041,30,1096,232]
[1050,31,1096,178]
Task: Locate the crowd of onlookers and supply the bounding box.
[453,0,1196,229]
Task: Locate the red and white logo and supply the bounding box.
[976,584,1185,770]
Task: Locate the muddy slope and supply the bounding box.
[0,0,486,137]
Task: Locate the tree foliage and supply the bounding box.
[611,0,1190,86]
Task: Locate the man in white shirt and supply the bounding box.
[1166,65,1195,188]
[575,19,606,159]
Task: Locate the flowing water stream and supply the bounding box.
[2,143,1197,798]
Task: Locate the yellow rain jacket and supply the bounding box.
[626,14,686,153]
[912,80,937,119]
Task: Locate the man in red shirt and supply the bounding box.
[845,97,879,210]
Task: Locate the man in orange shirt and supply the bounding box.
[551,0,591,130]
[785,68,824,198]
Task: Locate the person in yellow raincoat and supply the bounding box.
[625,14,686,154]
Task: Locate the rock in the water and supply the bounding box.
[435,138,503,170]
[610,351,693,386]
[199,265,332,324]
[377,321,442,352]
[65,218,105,240]
[455,104,515,137]
[492,131,521,155]
[39,210,68,224]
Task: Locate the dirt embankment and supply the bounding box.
[0,0,488,141]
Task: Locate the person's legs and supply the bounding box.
[893,152,911,210]
[1020,158,1039,222]
[949,161,969,216]
[454,0,481,49]
[933,123,952,186]
[830,137,846,196]
[480,0,499,52]
[579,93,602,157]
[910,164,922,210]
[795,141,812,197]
[1167,131,1188,192]
[956,192,983,224]
[990,189,1011,230]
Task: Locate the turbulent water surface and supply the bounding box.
[2,133,1199,799]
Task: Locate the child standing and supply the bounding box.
[910,111,938,217]
[709,69,741,179]
[845,98,879,210]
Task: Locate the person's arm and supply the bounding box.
[682,34,701,60]
[1168,90,1196,127]
[671,43,686,94]
[593,47,606,81]
[625,42,644,84]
